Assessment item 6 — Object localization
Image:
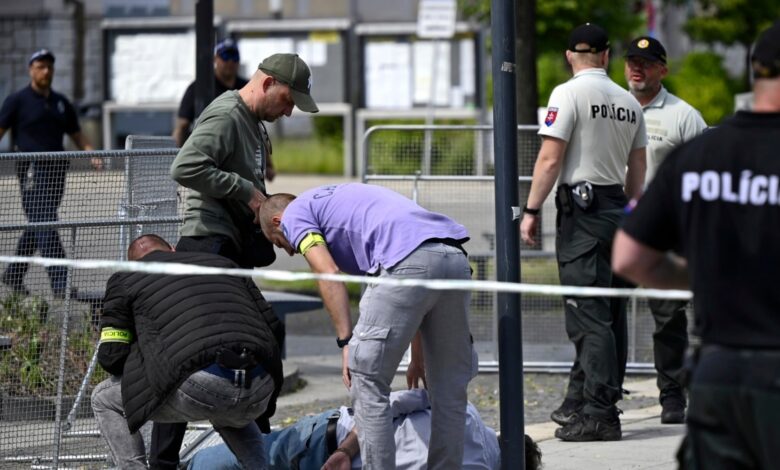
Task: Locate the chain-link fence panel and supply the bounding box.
[362,125,685,368]
[0,145,180,468]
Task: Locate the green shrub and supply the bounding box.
[365,119,479,176]
[665,52,739,125]
[537,52,572,107]
[273,115,346,175]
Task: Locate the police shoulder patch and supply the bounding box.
[545,107,559,127]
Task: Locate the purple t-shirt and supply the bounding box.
[281,183,469,275]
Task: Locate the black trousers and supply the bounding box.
[648,298,689,403]
[149,235,250,469]
[680,346,780,470]
[556,184,628,420]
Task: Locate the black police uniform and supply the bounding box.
[623,110,780,469]
[177,75,249,123]
[0,85,80,295]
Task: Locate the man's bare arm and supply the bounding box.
[624,147,646,200]
[69,131,102,170]
[321,428,359,470]
[172,117,191,147]
[520,136,567,246]
[304,244,353,388]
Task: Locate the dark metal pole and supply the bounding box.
[347,0,361,176]
[194,0,214,117]
[491,0,524,468]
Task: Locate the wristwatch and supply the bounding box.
[522,204,541,216]
[336,333,353,349]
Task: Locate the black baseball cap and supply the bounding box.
[568,23,610,53]
[29,49,55,65]
[214,38,240,62]
[626,36,667,64]
[752,21,780,79]
[258,53,319,113]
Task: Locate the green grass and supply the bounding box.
[273,136,343,174]
[522,258,560,285]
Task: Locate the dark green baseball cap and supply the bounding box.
[258,53,319,113]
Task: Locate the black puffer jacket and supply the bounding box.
[96,250,284,433]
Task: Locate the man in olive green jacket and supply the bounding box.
[171,52,319,266]
[161,53,318,470]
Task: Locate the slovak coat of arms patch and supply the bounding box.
[544,107,559,127]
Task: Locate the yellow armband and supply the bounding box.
[100,327,132,344]
[298,232,327,256]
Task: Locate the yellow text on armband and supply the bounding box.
[100,327,132,344]
[298,232,327,256]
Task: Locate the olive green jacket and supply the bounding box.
[171,91,268,248]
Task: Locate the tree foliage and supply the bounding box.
[674,0,779,49]
[666,0,780,89]
[664,52,739,124]
[460,0,644,53]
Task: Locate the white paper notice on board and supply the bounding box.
[365,42,412,109]
[297,40,327,67]
[413,41,451,106]
[459,38,475,96]
[238,38,295,77]
[111,32,195,104]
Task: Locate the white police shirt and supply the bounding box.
[539,68,647,186]
[641,86,707,183]
[338,388,501,469]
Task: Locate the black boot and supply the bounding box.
[550,398,584,426]
[555,412,622,442]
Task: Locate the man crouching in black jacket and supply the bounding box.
[91,234,284,469]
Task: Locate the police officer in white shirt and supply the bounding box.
[520,23,647,442]
[624,36,707,425]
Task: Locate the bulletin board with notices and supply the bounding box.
[363,35,477,109]
[103,25,197,104]
[235,30,346,104]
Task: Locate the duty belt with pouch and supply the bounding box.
[557,181,595,214]
[570,181,595,211]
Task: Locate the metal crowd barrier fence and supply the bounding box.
[0,146,184,468]
[361,124,694,372]
[0,141,325,468]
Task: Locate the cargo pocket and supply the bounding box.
[558,238,599,287]
[348,324,391,377]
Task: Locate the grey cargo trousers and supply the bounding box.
[349,242,475,470]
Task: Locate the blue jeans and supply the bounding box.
[3,160,68,292]
[187,410,334,470]
[92,370,274,469]
[349,242,475,470]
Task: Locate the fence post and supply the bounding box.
[630,296,638,363]
[52,226,78,468]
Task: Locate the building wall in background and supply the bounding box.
[0,1,105,150]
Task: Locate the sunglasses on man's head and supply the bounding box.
[218,50,240,62]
